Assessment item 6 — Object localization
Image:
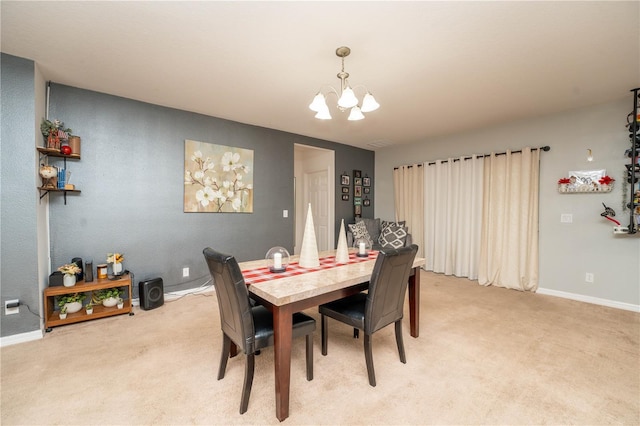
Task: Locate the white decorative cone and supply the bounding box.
[298,203,320,268]
[335,219,349,263]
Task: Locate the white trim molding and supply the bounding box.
[537,287,640,313]
[0,329,43,347]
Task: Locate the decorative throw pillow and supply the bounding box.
[348,221,373,247]
[378,223,408,249]
[356,217,381,242]
[381,220,406,230]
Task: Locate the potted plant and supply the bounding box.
[93,288,121,307]
[59,305,68,319]
[40,118,72,151]
[107,252,125,275]
[57,293,86,314]
[57,263,82,287]
[117,297,124,309]
[85,302,94,315]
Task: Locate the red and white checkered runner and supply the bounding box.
[242,251,378,285]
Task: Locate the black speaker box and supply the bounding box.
[71,257,84,281]
[139,278,164,310]
[49,271,63,287]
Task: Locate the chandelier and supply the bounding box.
[309,46,380,121]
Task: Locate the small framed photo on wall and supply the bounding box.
[363,187,370,194]
[354,177,362,186]
[354,186,362,197]
[363,177,371,187]
[354,204,362,216]
[363,198,371,207]
[353,170,362,178]
[342,186,349,193]
[342,194,349,201]
[341,174,350,185]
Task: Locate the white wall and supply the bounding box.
[375,97,640,308]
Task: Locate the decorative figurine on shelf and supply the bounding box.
[107,252,125,276]
[40,118,72,151]
[39,164,57,189]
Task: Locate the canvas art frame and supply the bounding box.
[184,139,254,213]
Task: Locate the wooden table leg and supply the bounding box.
[273,305,293,421]
[408,267,420,338]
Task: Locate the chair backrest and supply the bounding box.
[365,244,418,334]
[203,247,255,353]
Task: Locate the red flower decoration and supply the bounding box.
[558,178,571,184]
[599,176,615,185]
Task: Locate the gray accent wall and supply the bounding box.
[46,85,374,303]
[0,59,374,339]
[1,54,41,336]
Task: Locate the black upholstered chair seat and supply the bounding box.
[252,306,316,349]
[318,293,367,329]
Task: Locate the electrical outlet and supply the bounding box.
[4,299,19,315]
[182,267,189,278]
[585,273,594,283]
[561,214,573,223]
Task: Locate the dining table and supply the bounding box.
[238,249,425,421]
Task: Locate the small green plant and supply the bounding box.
[57,293,86,308]
[60,305,67,314]
[92,288,121,304]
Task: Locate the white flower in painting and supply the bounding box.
[236,181,245,189]
[184,170,193,184]
[246,184,253,190]
[221,151,241,172]
[222,180,231,189]
[194,170,204,180]
[227,190,234,198]
[231,197,242,211]
[236,173,243,181]
[204,176,213,186]
[196,186,215,207]
[191,150,203,162]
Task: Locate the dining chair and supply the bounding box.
[319,244,418,387]
[203,247,316,414]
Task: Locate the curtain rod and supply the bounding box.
[394,146,550,169]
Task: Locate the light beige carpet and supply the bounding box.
[1,271,639,425]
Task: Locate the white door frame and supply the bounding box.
[293,144,335,254]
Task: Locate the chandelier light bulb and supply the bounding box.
[309,93,327,112]
[315,105,332,120]
[337,86,358,109]
[348,106,365,121]
[361,92,380,112]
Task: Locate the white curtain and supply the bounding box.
[393,165,424,259]
[423,156,484,279]
[478,148,540,291]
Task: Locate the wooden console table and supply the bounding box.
[44,274,133,331]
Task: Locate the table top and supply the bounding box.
[239,249,425,306]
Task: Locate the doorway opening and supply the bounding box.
[294,144,335,254]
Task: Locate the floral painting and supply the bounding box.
[184,140,254,213]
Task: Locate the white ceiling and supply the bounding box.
[2,1,638,151]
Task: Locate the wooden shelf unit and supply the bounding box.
[37,147,81,204]
[44,274,133,331]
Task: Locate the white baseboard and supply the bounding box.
[537,287,640,312]
[0,329,43,347]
